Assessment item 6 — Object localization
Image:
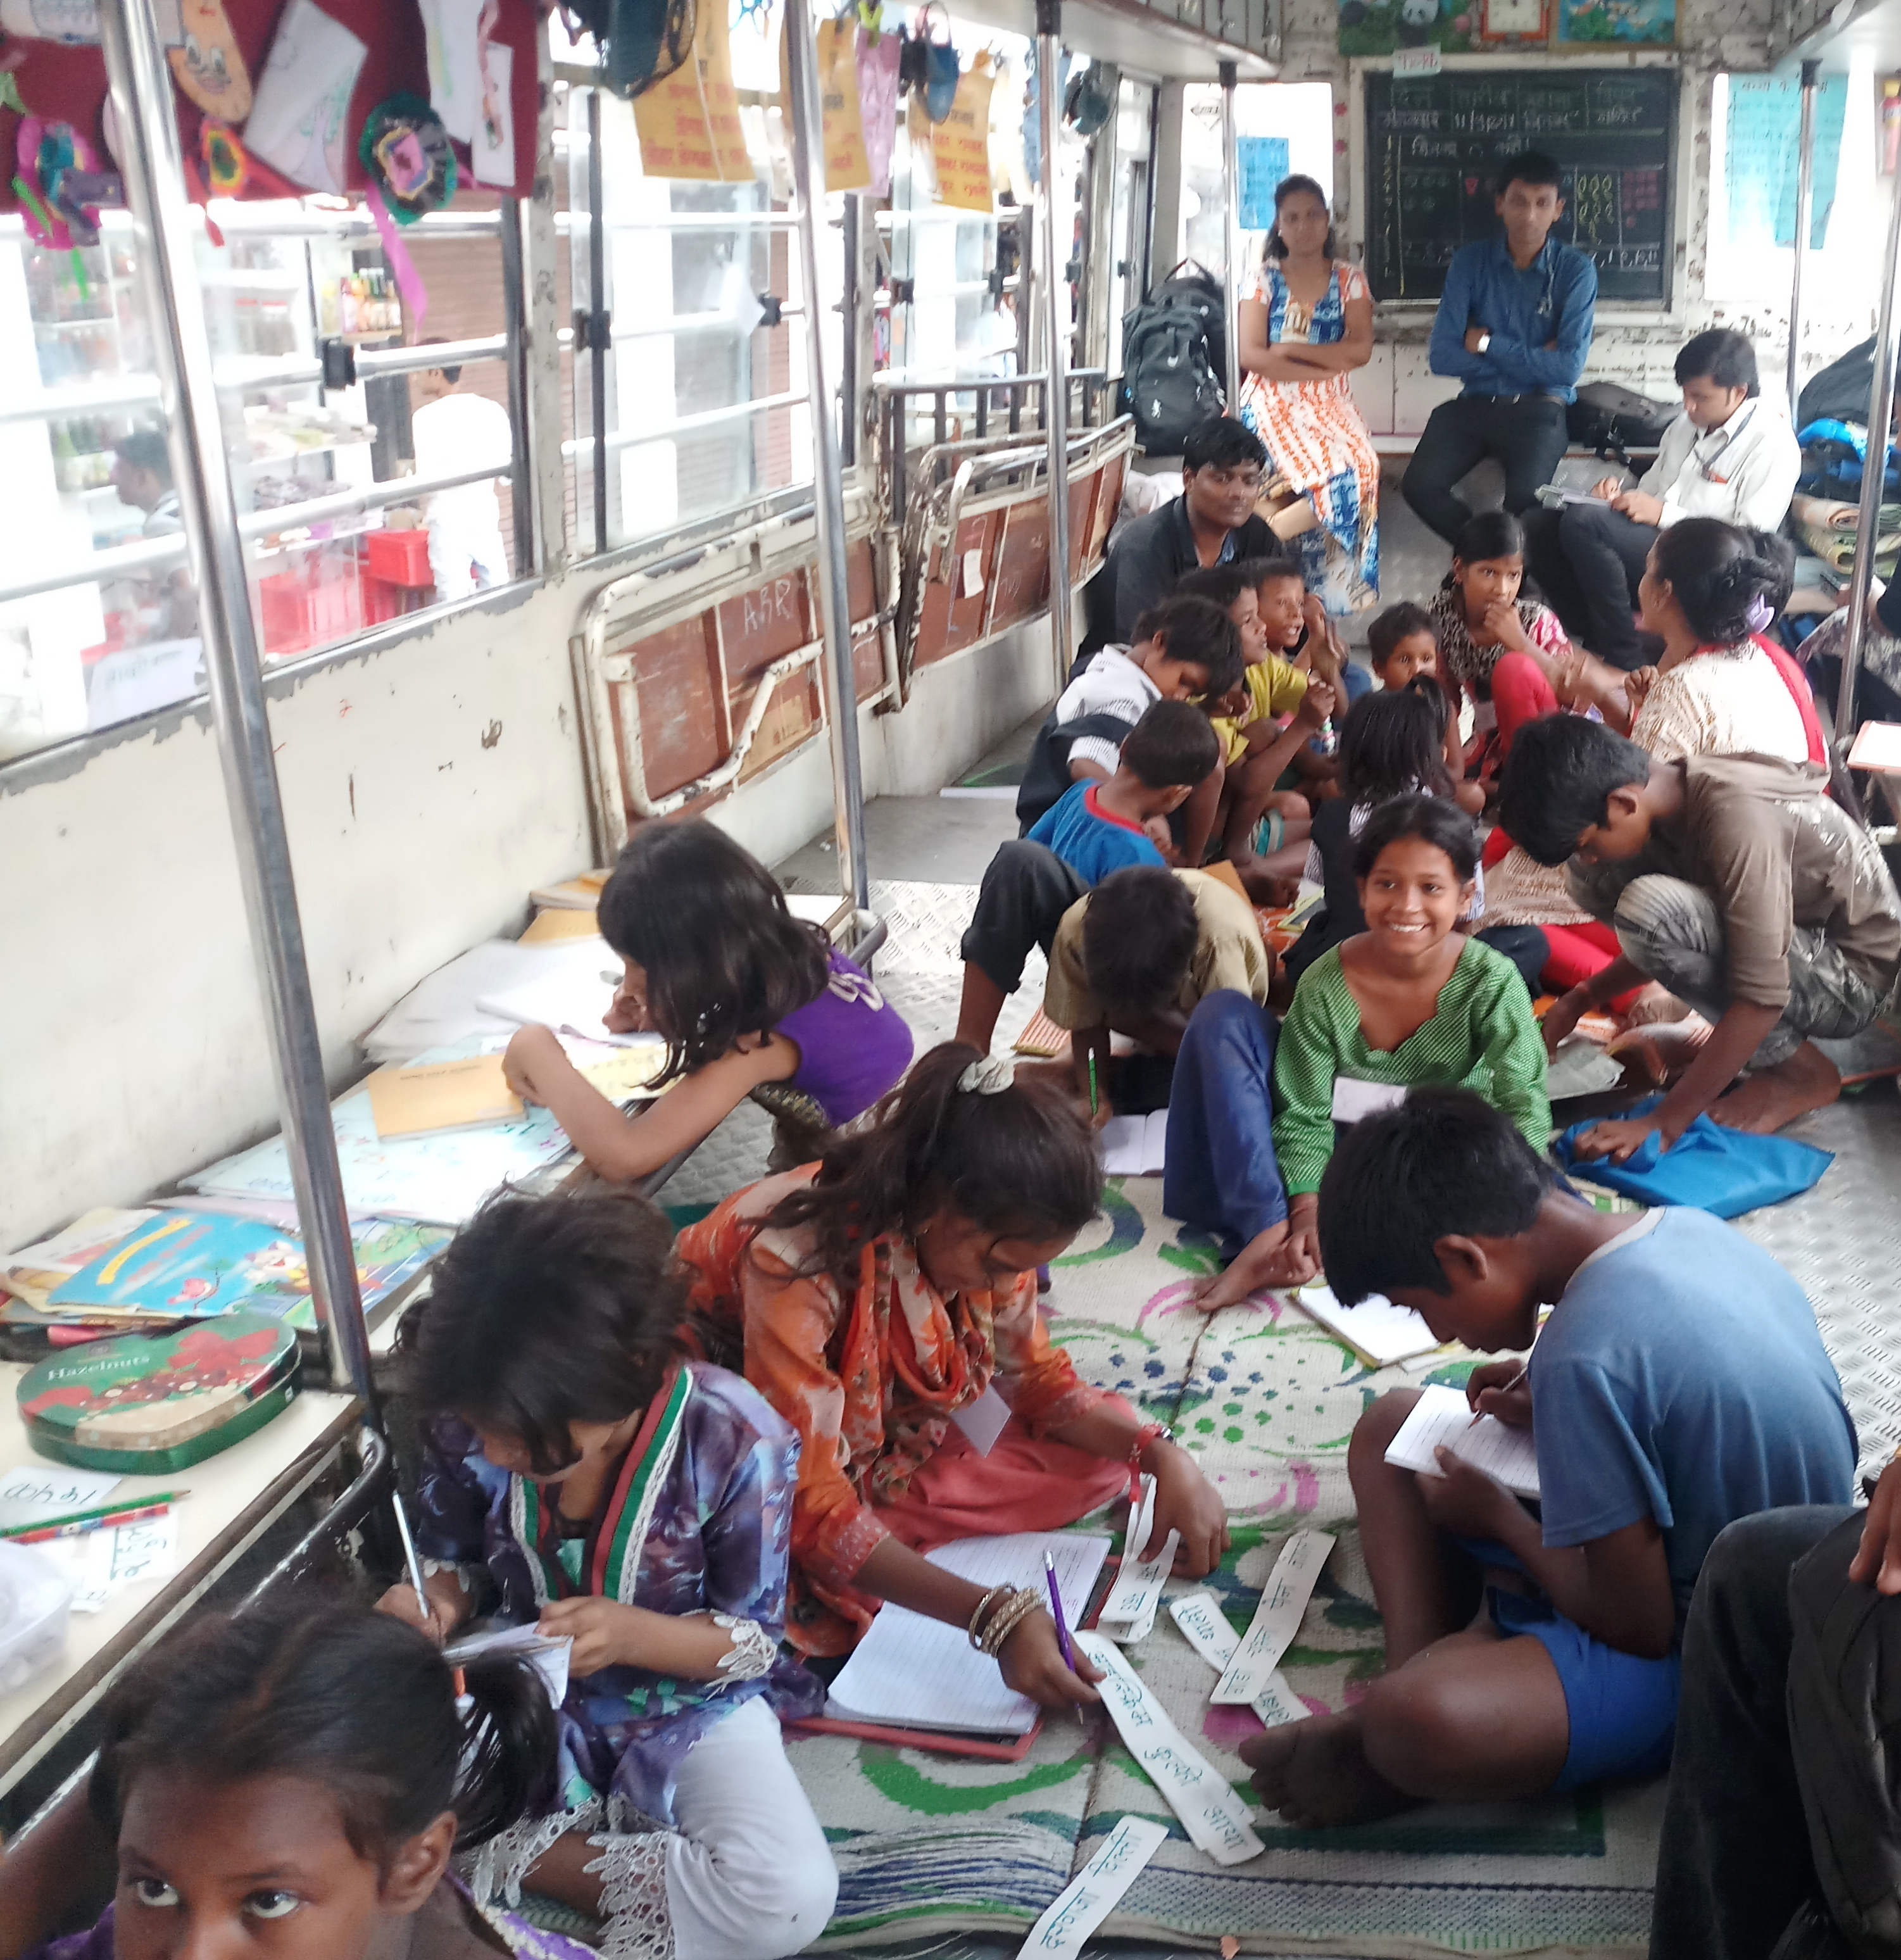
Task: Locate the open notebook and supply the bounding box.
[1384,1383,1541,1499]
[1293,1284,1443,1368]
[1099,1110,1167,1178]
[825,1531,1110,1737]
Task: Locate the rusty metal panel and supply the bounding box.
[718,570,816,678]
[737,670,820,782]
[988,503,1051,634]
[625,615,725,802]
[914,512,998,668]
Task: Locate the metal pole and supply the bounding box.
[785,0,871,911]
[1036,0,1074,694]
[1219,59,1241,413]
[499,196,534,575]
[98,0,375,1408]
[1837,158,1901,741]
[1788,60,1821,418]
[586,87,610,556]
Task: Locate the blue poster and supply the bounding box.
[1726,74,1848,251]
[1238,136,1291,232]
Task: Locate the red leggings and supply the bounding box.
[1491,651,1559,758]
[1482,826,1643,1010]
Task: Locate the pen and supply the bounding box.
[1088,1052,1099,1116]
[390,1489,434,1626]
[1469,1362,1529,1427]
[1043,1549,1078,1673]
[4,1500,175,1545]
[0,1488,190,1540]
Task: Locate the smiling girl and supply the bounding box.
[1170,796,1550,1307]
[381,1191,836,1960]
[0,1602,584,1960]
[677,1043,1231,1703]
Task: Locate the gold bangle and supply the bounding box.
[966,1583,1012,1650]
[978,1588,1043,1657]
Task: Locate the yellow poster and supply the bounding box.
[932,59,994,213]
[634,2,752,183]
[778,16,871,192]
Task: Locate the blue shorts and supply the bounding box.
[1451,1538,1679,1791]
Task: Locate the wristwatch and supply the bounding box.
[1476,330,1493,355]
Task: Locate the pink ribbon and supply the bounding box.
[365,182,429,334]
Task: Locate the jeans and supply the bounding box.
[1162,989,1288,1253]
[959,839,1087,995]
[1402,394,1571,543]
[1650,1507,1855,1960]
[1522,499,1658,670]
[1572,872,1888,1067]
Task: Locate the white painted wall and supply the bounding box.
[0,581,1052,1247]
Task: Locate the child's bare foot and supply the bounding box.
[1623,983,1689,1028]
[1607,1015,1711,1086]
[1710,1042,1841,1134]
[1240,1713,1415,1828]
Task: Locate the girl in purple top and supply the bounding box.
[3,1601,598,1960]
[504,819,913,1180]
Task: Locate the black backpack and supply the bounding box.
[1566,382,1678,463]
[1798,336,1885,433]
[1152,258,1227,393]
[1119,305,1224,456]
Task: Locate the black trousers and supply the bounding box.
[1650,1505,1860,1960]
[1522,499,1659,671]
[1472,923,1550,998]
[960,839,1086,995]
[1401,394,1571,543]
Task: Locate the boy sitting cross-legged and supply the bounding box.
[1242,1087,1855,1827]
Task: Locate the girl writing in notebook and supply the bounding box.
[379,1191,837,1960]
[503,820,913,1178]
[1169,796,1550,1309]
[0,1600,589,1960]
[677,1042,1231,1706]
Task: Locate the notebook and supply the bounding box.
[1293,1283,1443,1368]
[475,955,649,1048]
[1383,1383,1541,1498]
[367,1055,524,1139]
[824,1531,1111,1738]
[529,870,612,910]
[1100,1110,1167,1177]
[518,907,601,945]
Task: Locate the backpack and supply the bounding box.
[558,0,696,96]
[1152,258,1227,392]
[1119,305,1224,456]
[1798,336,1881,433]
[1566,382,1678,463]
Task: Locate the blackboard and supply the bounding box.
[1365,69,1676,305]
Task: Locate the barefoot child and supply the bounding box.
[1243,1088,1854,1827]
[1169,796,1548,1308]
[0,1602,592,1960]
[503,820,912,1178]
[384,1193,837,1959]
[1500,718,1901,1151]
[677,1044,1231,1698]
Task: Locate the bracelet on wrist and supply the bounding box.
[977,1588,1044,1657]
[966,1583,1014,1650]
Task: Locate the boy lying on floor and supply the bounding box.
[1242,1088,1854,1826]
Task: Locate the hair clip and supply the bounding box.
[1745,594,1773,633]
[957,1056,1015,1095]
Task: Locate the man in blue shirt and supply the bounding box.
[1402,150,1598,544]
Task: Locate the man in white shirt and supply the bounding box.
[1524,329,1800,670]
[406,351,513,600]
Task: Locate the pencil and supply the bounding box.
[1468,1362,1529,1426]
[5,1501,173,1545]
[1088,1052,1099,1116]
[0,1489,190,1540]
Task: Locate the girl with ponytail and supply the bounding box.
[0,1600,580,1960]
[678,1042,1229,1707]
[386,1190,836,1960]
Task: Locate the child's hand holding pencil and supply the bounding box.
[1465,1359,1533,1429]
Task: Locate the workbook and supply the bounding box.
[1383,1383,1541,1499]
[824,1531,1111,1738]
[367,1054,524,1138]
[1099,1110,1167,1177]
[475,956,651,1048]
[1293,1283,1443,1368]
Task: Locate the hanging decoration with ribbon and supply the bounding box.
[358,94,456,333]
[13,116,120,252]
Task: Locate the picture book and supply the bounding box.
[3,1209,160,1311]
[47,1214,451,1328]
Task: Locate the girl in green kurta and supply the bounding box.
[1177,795,1550,1309]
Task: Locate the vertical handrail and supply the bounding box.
[1036,0,1074,696]
[1838,161,1901,741]
[786,0,872,912]
[587,88,610,557]
[98,0,375,1409]
[841,198,861,468]
[1788,60,1821,419]
[499,196,534,572]
[1219,60,1242,414]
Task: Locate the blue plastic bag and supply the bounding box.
[1553,1095,1834,1218]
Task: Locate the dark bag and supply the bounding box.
[562,0,696,96]
[1567,382,1677,462]
[1799,337,1881,434]
[1118,305,1224,456]
[1784,1513,1901,1960]
[1015,709,1138,832]
[1152,258,1228,394]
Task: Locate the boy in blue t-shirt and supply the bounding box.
[1026,700,1220,885]
[1243,1087,1855,1828]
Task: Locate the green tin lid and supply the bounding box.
[18,1316,301,1474]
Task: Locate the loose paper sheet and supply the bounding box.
[1076,1633,1264,1866]
[1169,1590,1239,1672]
[1251,1671,1307,1729]
[472,41,517,189]
[0,1467,121,1534]
[1384,1384,1541,1499]
[932,63,994,212]
[1293,1284,1441,1368]
[950,1383,1012,1457]
[446,1623,573,1710]
[418,0,484,143]
[1097,1475,1173,1645]
[1211,1530,1336,1706]
[1015,1815,1168,1957]
[1331,1077,1408,1124]
[49,1511,179,1614]
[243,0,367,195]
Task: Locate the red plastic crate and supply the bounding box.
[366,525,434,589]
